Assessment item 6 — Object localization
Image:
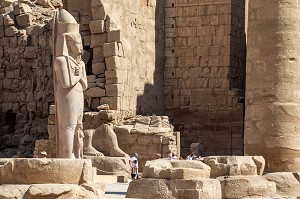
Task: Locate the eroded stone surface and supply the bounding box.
[264,172,300,197]
[0,158,93,184]
[170,179,221,199]
[245,0,300,172]
[142,159,211,179]
[0,184,105,199]
[87,156,130,177]
[218,176,276,199]
[126,178,171,199]
[203,156,265,177]
[0,184,30,199]
[126,178,222,199]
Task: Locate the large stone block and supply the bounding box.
[89,20,105,33]
[90,33,107,48]
[105,56,121,71]
[103,42,118,57]
[0,158,94,185]
[91,4,106,20]
[203,156,265,177]
[108,30,121,42]
[170,168,209,180]
[142,159,211,179]
[170,179,221,199]
[0,184,105,199]
[264,172,300,197]
[16,13,33,27]
[86,156,130,177]
[13,3,32,15]
[84,87,105,98]
[92,62,105,75]
[5,26,18,36]
[105,84,123,97]
[126,178,171,199]
[0,184,30,199]
[219,176,276,199]
[93,47,105,63]
[1,0,17,8]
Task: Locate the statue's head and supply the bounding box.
[65,32,83,57]
[54,9,81,57]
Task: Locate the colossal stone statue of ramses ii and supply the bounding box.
[53,9,87,159]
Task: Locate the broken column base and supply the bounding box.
[126,178,221,199]
[218,176,276,198]
[264,172,300,198]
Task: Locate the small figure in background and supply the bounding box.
[40,151,47,158]
[129,153,139,180]
[156,153,162,159]
[171,152,177,160]
[186,151,197,160]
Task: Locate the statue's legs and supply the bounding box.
[101,124,129,157]
[83,129,104,156]
[74,124,84,158]
[57,124,76,159]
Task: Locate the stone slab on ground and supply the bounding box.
[0,183,105,198]
[264,172,300,197]
[218,175,276,199]
[86,156,130,179]
[126,178,221,199]
[203,156,265,177]
[0,158,94,184]
[142,159,211,180]
[105,182,129,198]
[125,178,171,199]
[95,175,118,184]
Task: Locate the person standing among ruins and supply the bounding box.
[186,151,196,160]
[129,153,139,180]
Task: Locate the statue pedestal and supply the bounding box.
[0,158,105,198]
[85,156,131,182]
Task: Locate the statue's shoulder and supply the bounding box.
[54,56,67,67]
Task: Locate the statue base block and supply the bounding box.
[0,158,105,198]
[85,156,131,181]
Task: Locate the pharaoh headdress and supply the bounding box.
[53,9,80,58]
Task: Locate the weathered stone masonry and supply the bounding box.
[0,0,246,158]
[0,1,56,157]
[164,0,246,156]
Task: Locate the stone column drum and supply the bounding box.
[245,0,300,172]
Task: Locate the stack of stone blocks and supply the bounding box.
[126,156,278,199]
[40,108,180,172]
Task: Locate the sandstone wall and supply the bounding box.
[164,0,246,157]
[64,0,165,116]
[0,1,56,157]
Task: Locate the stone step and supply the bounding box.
[94,175,118,184]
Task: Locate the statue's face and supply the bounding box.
[67,34,83,56]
